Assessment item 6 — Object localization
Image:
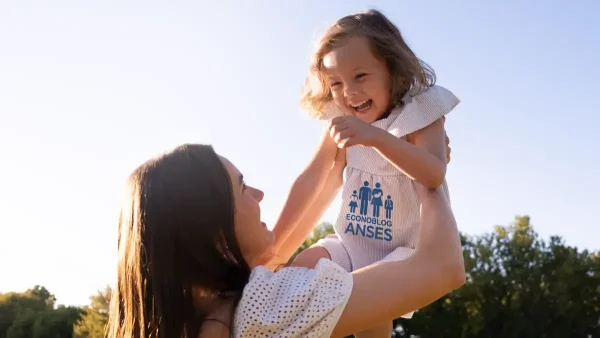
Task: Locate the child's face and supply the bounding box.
[322,35,391,123]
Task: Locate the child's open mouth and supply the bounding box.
[351,99,372,113]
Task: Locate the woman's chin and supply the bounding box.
[254,245,276,268]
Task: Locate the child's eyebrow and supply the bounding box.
[351,65,373,72]
[323,73,340,82]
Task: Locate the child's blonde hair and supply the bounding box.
[301,9,436,118]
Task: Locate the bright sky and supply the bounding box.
[1,1,599,307]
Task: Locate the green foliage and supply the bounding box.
[295,216,600,337]
[0,286,82,338]
[2,216,598,337]
[392,216,600,337]
[292,222,335,258]
[73,286,112,338]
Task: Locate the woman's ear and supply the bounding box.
[215,232,239,264]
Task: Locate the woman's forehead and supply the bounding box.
[219,155,241,183]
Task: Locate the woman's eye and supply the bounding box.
[356,73,367,80]
[330,81,341,87]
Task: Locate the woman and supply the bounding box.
[107,143,464,338]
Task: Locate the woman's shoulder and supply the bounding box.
[233,258,353,337]
[248,256,351,281]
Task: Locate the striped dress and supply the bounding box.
[315,85,460,273]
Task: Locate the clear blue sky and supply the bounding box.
[1,0,598,306]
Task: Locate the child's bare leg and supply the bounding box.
[290,246,331,268]
[354,321,393,338]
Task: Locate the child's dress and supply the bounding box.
[314,85,459,316]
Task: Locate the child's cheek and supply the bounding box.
[332,98,351,115]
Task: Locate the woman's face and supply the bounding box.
[219,155,275,269]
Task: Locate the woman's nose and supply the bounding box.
[252,187,264,202]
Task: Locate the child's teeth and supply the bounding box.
[353,100,368,108]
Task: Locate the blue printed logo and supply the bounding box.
[344,181,395,242]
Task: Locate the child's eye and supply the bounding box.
[242,181,248,191]
[355,73,367,80]
[330,81,341,87]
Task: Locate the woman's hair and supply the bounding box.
[300,9,436,117]
[107,144,250,338]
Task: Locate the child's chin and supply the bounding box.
[353,112,378,123]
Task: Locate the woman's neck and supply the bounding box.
[199,299,234,338]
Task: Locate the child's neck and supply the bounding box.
[374,105,395,122]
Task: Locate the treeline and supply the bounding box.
[392,216,600,337]
[299,216,600,337]
[1,216,599,337]
[0,286,110,338]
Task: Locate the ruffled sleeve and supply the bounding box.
[388,85,460,138]
[233,258,353,338]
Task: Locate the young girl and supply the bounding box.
[272,9,460,338]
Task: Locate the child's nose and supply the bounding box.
[344,83,359,97]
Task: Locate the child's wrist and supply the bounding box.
[369,128,391,149]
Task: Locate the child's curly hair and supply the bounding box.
[301,9,436,118]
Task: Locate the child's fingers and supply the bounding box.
[328,115,348,127]
[333,129,354,145]
[339,135,359,148]
[329,122,350,140]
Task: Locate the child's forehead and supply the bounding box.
[322,36,381,74]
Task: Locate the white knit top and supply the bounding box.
[233,259,353,337]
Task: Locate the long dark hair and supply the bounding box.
[107,144,251,337]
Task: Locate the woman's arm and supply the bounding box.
[331,185,465,338]
[271,129,339,256]
[372,117,447,189]
[269,148,345,267]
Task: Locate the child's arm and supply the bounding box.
[328,115,448,189]
[372,117,447,189]
[271,129,340,254]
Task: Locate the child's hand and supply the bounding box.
[327,116,382,148]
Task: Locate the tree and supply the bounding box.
[3,215,598,337]
[73,286,112,338]
[292,222,335,258]
[394,216,600,337]
[294,216,600,337]
[0,286,82,338]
